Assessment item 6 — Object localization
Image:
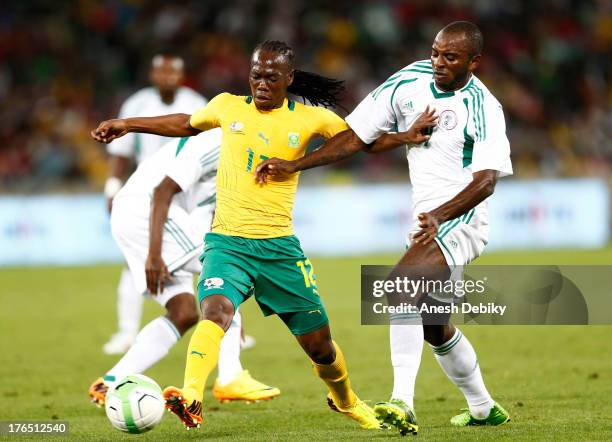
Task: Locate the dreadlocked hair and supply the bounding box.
[254,40,345,109]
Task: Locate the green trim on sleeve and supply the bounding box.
[371,73,402,99]
[372,79,399,100]
[400,68,433,75]
[390,78,417,107]
[175,137,190,156]
[463,83,486,141]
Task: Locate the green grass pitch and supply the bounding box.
[1,247,612,441]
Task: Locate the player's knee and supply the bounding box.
[166,294,199,335]
[200,295,234,331]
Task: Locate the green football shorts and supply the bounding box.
[197,232,329,335]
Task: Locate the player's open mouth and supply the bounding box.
[255,93,271,101]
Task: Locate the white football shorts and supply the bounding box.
[408,206,489,303]
[432,205,489,270]
[111,196,206,306]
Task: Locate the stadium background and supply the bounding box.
[1,1,611,440]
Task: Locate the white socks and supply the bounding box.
[117,267,143,337]
[216,309,244,385]
[389,314,423,409]
[431,328,494,419]
[105,316,180,387]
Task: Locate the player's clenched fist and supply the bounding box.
[91,119,129,144]
[255,158,297,184]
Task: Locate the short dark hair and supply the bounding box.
[440,21,483,56]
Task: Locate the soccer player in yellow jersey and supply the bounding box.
[92,40,429,432]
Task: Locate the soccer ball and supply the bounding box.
[105,374,165,434]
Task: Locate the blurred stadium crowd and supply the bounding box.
[0,0,610,191]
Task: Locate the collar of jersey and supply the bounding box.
[430,82,455,99]
[245,96,293,112]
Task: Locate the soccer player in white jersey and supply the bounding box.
[256,21,511,434]
[103,54,208,354]
[90,129,280,407]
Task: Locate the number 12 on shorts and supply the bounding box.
[296,259,316,288]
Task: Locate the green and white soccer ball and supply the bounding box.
[105,374,165,434]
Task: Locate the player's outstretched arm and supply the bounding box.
[146,176,182,294]
[413,170,498,244]
[255,129,367,183]
[367,106,438,154]
[91,113,200,144]
[256,107,439,183]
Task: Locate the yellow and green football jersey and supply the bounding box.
[190,93,348,238]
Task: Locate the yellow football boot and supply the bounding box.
[212,370,280,403]
[327,394,383,429]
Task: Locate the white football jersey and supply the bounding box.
[116,129,221,215]
[108,86,208,164]
[346,60,513,224]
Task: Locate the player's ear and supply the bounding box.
[287,69,294,87]
[468,54,481,72]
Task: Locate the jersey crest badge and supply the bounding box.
[230,121,244,134]
[439,110,458,130]
[288,132,300,148]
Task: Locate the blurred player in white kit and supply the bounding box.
[103,53,207,354]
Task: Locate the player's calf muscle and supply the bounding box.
[304,341,336,365]
[297,327,336,364]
